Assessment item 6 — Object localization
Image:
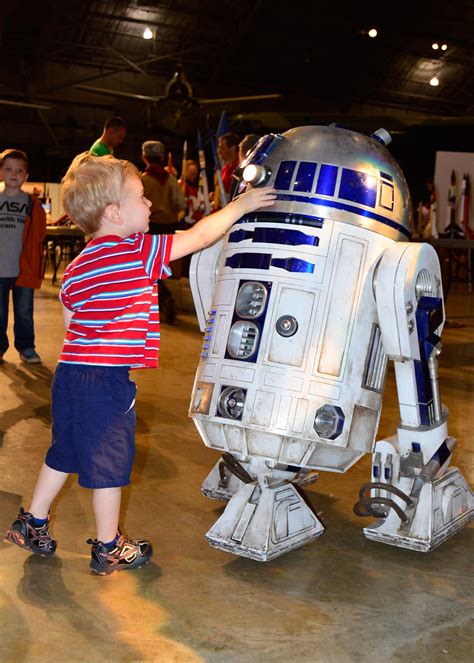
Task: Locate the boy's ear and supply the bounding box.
[103,203,123,226]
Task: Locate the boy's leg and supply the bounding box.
[0,278,14,358]
[92,487,121,543]
[5,464,67,557]
[29,463,70,518]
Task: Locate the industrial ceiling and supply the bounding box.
[0,0,473,170]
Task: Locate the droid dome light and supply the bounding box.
[242,164,271,186]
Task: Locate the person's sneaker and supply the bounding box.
[87,532,153,575]
[4,507,57,557]
[19,348,41,364]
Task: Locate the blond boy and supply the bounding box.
[5,153,275,575]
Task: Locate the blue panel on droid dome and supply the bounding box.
[339,169,378,208]
[316,164,338,196]
[274,161,297,190]
[294,162,317,192]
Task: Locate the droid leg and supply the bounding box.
[201,453,254,502]
[205,456,324,561]
[356,242,474,550]
[201,452,319,502]
[355,430,473,551]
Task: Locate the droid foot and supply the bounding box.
[206,477,324,561]
[361,468,473,552]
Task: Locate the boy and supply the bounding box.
[0,149,46,365]
[4,153,275,575]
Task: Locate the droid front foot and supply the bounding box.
[357,468,473,552]
[205,475,324,562]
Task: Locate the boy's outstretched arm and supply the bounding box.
[169,187,276,261]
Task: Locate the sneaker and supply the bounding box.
[87,532,153,575]
[19,348,41,364]
[4,507,57,557]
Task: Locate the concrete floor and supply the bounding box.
[0,272,473,663]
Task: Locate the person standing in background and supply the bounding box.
[89,116,127,157]
[0,149,46,364]
[181,160,204,226]
[238,134,261,162]
[230,134,262,199]
[217,132,240,196]
[141,140,185,323]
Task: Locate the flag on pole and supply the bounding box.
[217,110,230,139]
[180,140,188,194]
[197,130,211,215]
[166,151,174,174]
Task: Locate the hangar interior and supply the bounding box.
[0,2,473,662]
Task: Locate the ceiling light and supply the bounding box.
[441,44,447,51]
[368,28,378,38]
[430,77,439,87]
[143,27,153,40]
[432,42,439,50]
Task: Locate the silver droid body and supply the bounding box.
[189,125,472,561]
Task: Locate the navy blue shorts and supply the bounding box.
[45,364,137,489]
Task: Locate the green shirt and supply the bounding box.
[89,140,112,156]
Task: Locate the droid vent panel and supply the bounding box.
[227,321,260,359]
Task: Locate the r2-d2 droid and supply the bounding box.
[189,125,473,561]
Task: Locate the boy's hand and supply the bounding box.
[232,187,277,216]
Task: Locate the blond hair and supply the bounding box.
[61,153,139,233]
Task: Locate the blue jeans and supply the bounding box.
[0,277,35,355]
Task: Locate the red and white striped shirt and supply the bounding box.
[59,232,173,369]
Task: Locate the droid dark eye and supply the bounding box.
[276,315,298,337]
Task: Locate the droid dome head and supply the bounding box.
[241,125,412,241]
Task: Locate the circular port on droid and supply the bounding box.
[276,315,298,337]
[218,386,246,419]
